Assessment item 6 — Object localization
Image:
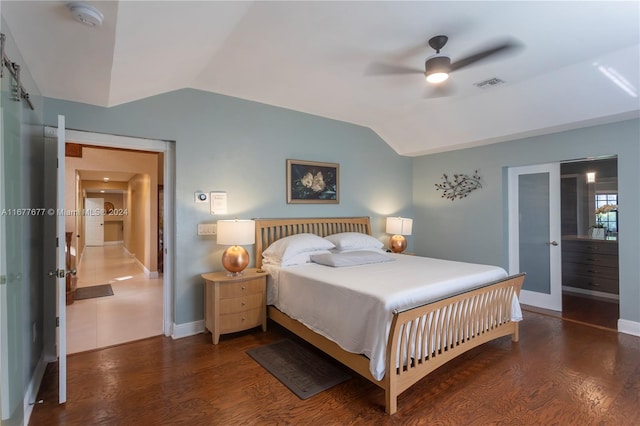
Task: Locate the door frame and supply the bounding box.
[508,162,562,311]
[44,127,175,337]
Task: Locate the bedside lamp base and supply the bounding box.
[222,245,250,276]
[389,235,407,253]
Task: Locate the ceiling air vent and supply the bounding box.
[474,78,505,89]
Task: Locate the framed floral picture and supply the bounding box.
[286,159,339,204]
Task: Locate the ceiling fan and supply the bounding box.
[366,34,520,90]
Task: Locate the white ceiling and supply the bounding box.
[78,170,136,182]
[3,1,639,156]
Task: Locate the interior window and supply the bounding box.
[595,193,618,232]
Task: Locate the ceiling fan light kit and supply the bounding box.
[425,55,451,83]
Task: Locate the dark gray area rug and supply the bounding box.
[247,338,352,399]
[74,284,114,300]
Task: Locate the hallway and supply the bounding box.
[67,245,163,354]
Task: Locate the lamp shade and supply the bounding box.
[216,219,255,246]
[386,217,413,236]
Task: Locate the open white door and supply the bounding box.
[508,163,562,311]
[43,116,68,405]
[48,115,69,404]
[53,116,67,403]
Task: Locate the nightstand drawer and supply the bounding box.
[219,308,263,333]
[219,293,263,314]
[202,268,268,344]
[219,278,264,298]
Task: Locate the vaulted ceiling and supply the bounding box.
[2,1,639,156]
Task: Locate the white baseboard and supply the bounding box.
[122,246,160,278]
[618,319,640,337]
[171,320,205,340]
[104,240,124,246]
[23,355,47,425]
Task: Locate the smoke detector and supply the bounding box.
[68,2,104,27]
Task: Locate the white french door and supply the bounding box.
[44,117,67,404]
[55,117,67,403]
[508,163,562,311]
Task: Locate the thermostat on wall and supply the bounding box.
[195,192,208,203]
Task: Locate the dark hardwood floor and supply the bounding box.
[562,292,619,330]
[523,292,620,330]
[30,311,639,425]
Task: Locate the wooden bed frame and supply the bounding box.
[254,217,524,414]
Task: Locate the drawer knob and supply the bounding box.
[241,301,246,306]
[241,316,246,321]
[241,285,246,290]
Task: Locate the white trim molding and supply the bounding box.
[23,355,47,425]
[618,319,640,337]
[44,127,176,338]
[171,320,205,340]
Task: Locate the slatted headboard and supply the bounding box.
[254,217,372,268]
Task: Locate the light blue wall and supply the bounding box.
[412,119,640,323]
[43,90,413,325]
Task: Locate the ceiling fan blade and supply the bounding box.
[388,42,431,62]
[450,40,521,72]
[364,62,424,76]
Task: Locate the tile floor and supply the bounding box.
[67,245,163,354]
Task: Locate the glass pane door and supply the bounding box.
[519,173,551,294]
[0,52,25,425]
[508,163,562,311]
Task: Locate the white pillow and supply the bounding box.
[324,232,384,252]
[310,251,394,267]
[263,249,333,267]
[262,233,335,263]
[332,247,387,254]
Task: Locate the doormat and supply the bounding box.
[74,284,114,300]
[247,339,352,400]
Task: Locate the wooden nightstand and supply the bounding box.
[202,268,267,344]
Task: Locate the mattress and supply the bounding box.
[263,254,522,381]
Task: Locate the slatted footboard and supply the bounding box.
[383,273,525,414]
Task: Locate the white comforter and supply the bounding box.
[264,254,522,381]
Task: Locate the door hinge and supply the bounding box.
[56,237,59,248]
[0,275,6,285]
[56,317,59,327]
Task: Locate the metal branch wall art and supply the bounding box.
[435,170,482,201]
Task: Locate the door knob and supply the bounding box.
[67,269,77,277]
[547,241,559,246]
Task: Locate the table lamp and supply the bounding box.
[386,217,413,253]
[216,219,255,276]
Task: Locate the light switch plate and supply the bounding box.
[197,223,217,236]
